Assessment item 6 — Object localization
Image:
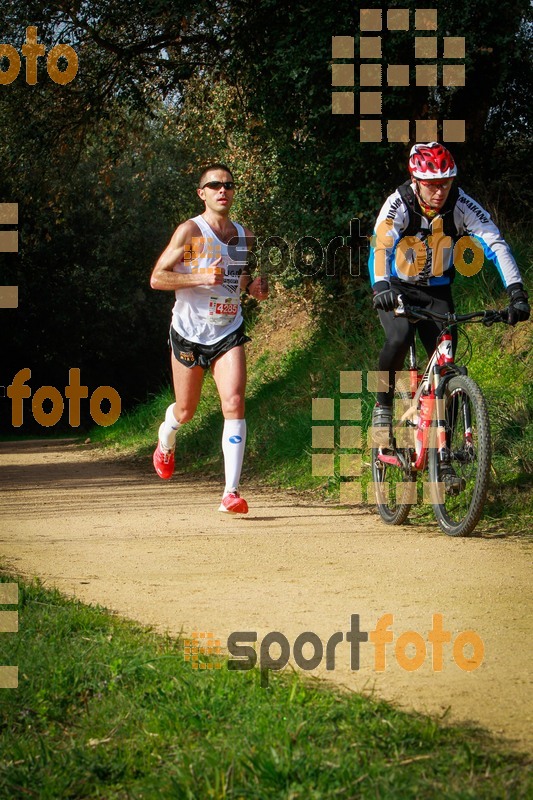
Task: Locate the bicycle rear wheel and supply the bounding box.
[371,443,416,525]
[428,375,491,536]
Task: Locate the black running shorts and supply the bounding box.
[169,324,251,370]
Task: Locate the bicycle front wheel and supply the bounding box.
[371,444,416,525]
[428,375,491,537]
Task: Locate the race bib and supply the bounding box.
[208,296,239,325]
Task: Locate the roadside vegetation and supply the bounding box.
[93,247,532,535]
[3,1,531,437]
[0,575,531,799]
[1,4,531,797]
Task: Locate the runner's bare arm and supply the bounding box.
[238,228,269,301]
[150,220,224,291]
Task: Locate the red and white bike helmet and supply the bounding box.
[408,142,457,179]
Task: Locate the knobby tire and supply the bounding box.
[428,375,491,536]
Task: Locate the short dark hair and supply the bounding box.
[198,162,234,187]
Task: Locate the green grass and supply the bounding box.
[455,313,532,531]
[92,262,532,532]
[91,289,334,493]
[0,574,531,799]
[91,285,379,495]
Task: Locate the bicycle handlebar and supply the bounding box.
[394,296,510,326]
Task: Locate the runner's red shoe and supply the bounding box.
[153,441,175,480]
[218,491,249,514]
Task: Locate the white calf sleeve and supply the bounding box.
[159,403,180,450]
[222,418,247,494]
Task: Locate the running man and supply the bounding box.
[150,163,268,513]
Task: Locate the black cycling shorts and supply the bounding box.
[169,324,251,370]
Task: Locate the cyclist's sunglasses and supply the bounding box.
[200,181,235,190]
[418,179,453,190]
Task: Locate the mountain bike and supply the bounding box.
[371,299,510,537]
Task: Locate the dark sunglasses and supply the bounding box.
[200,181,235,191]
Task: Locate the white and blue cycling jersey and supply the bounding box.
[368,183,522,289]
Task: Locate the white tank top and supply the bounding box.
[171,214,248,344]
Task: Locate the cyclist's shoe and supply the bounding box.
[153,441,175,480]
[372,403,393,449]
[219,491,249,514]
[438,463,466,496]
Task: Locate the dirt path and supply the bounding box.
[1,439,531,752]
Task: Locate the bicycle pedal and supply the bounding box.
[439,466,466,496]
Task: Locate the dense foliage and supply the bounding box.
[0,0,531,429]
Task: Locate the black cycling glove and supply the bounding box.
[506,283,530,326]
[373,281,398,313]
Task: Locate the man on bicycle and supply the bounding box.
[369,142,529,486]
[150,163,268,513]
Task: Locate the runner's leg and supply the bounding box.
[157,355,204,450]
[158,403,181,451]
[171,354,205,424]
[153,354,205,479]
[211,345,247,495]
